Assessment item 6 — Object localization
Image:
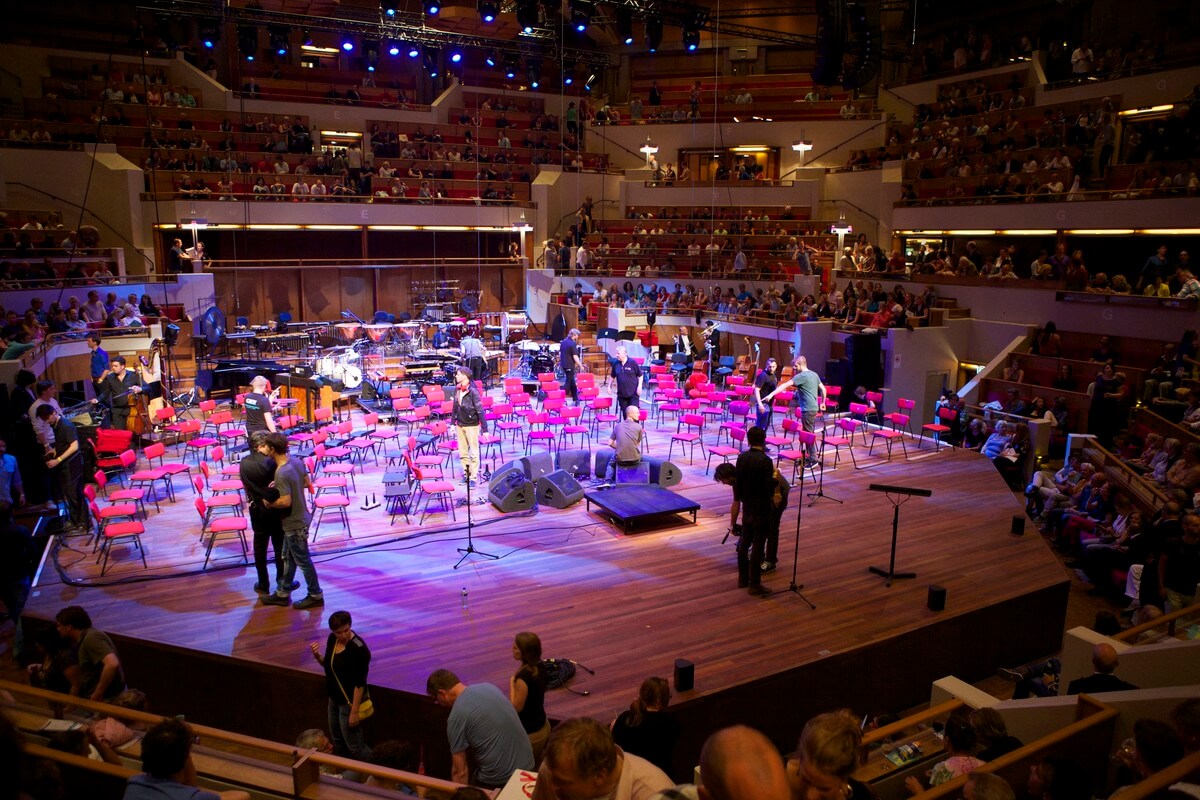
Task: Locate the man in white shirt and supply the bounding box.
[1071,42,1094,75]
[575,242,593,273]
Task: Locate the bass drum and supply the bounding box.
[341,365,363,389]
[501,311,528,344]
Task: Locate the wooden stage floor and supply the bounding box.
[23,419,1069,764]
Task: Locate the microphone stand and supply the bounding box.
[806,427,843,507]
[454,462,498,569]
[786,463,816,608]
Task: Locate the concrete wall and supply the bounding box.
[1060,626,1200,696]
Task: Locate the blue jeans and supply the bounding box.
[278,528,322,597]
[328,698,372,763]
[755,406,772,432]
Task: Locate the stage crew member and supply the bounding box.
[37,405,87,532]
[753,355,779,432]
[260,432,323,610]
[560,327,584,402]
[243,375,277,435]
[763,356,826,462]
[460,329,486,381]
[717,426,776,596]
[452,368,486,486]
[604,405,644,483]
[241,431,287,597]
[610,344,642,418]
[94,356,141,431]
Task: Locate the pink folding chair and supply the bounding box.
[667,413,705,464]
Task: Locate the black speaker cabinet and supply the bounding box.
[556,449,593,479]
[489,469,535,513]
[927,585,947,612]
[520,452,556,481]
[845,333,882,390]
[646,457,682,487]
[536,469,585,509]
[674,658,695,692]
[593,449,615,480]
[1011,515,1025,535]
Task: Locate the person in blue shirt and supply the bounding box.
[87,334,108,394]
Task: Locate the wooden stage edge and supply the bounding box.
[21,446,1070,782]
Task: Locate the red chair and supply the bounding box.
[864,391,884,425]
[719,401,751,445]
[314,443,357,492]
[142,440,193,495]
[194,498,249,569]
[589,396,619,437]
[705,426,744,475]
[782,430,820,483]
[869,415,908,461]
[94,446,137,486]
[845,404,873,445]
[306,456,349,498]
[87,500,147,576]
[83,484,142,529]
[560,407,589,449]
[183,422,219,463]
[776,420,810,477]
[822,419,861,470]
[128,445,173,511]
[215,412,247,452]
[93,469,146,513]
[922,407,958,451]
[200,461,243,494]
[668,413,705,464]
[525,412,555,453]
[822,385,842,413]
[403,452,456,524]
[191,476,244,534]
[883,398,916,436]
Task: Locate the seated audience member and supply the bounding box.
[533,717,672,800]
[611,676,679,776]
[993,424,1030,491]
[694,725,790,800]
[785,710,876,800]
[1027,756,1091,800]
[1065,643,1137,694]
[904,715,983,793]
[367,739,422,794]
[980,421,1012,460]
[962,772,1015,800]
[1110,719,1185,794]
[1002,359,1025,383]
[295,729,345,777]
[969,708,1023,761]
[963,418,989,451]
[1160,513,1200,611]
[123,718,250,799]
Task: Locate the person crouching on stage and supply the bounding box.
[713,426,778,596]
[604,405,643,483]
[243,375,277,436]
[452,368,486,487]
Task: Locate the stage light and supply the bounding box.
[388,41,401,56]
[584,72,596,91]
[569,0,592,33]
[199,21,219,49]
[645,16,662,52]
[302,30,313,46]
[562,58,576,85]
[682,26,700,51]
[423,49,440,77]
[381,1,397,16]
[526,58,541,89]
[426,0,440,15]
[615,7,634,45]
[485,50,498,67]
[449,49,463,64]
[478,0,498,23]
[341,38,355,52]
[516,0,539,33]
[408,44,421,58]
[236,26,257,61]
[268,26,290,57]
[363,39,380,70]
[503,53,519,79]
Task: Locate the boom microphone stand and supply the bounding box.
[807,428,843,507]
[454,463,498,569]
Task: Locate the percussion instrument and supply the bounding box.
[335,322,362,342]
[500,311,528,344]
[340,365,363,389]
[364,324,393,343]
[395,322,419,341]
[315,356,338,377]
[547,342,561,353]
[517,340,542,352]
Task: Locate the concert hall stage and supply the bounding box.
[22,438,1069,779]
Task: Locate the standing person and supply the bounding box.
[701,321,721,365]
[94,356,141,431]
[37,405,87,532]
[0,503,33,628]
[459,330,487,382]
[604,405,644,483]
[763,356,826,462]
[715,458,789,578]
[54,605,125,701]
[86,333,109,396]
[240,431,292,596]
[426,668,535,789]
[723,427,777,596]
[560,327,584,402]
[610,676,679,776]
[167,238,191,273]
[260,433,323,610]
[0,438,24,510]
[138,339,165,416]
[675,326,696,359]
[575,241,593,273]
[610,344,642,418]
[648,81,662,107]
[242,376,277,436]
[752,354,779,432]
[509,632,550,764]
[452,368,485,487]
[310,610,372,762]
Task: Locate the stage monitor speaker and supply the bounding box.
[1011,515,1025,535]
[556,449,593,480]
[845,333,882,390]
[536,469,585,509]
[488,465,526,492]
[489,470,535,513]
[361,381,377,402]
[927,585,947,612]
[646,457,682,487]
[520,452,556,481]
[616,462,651,484]
[496,459,525,478]
[674,658,695,692]
[593,449,616,480]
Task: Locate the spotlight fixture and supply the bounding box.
[682,25,700,51]
[477,0,498,23]
[199,20,220,49]
[515,0,539,33]
[615,7,634,45]
[526,58,541,89]
[423,49,440,77]
[485,49,498,67]
[381,1,397,16]
[425,0,440,15]
[302,29,313,46]
[562,58,576,85]
[387,40,401,56]
[341,37,355,52]
[268,26,290,57]
[449,49,463,64]
[503,53,519,79]
[408,44,421,58]
[236,26,257,61]
[584,72,596,91]
[569,0,592,33]
[645,16,663,52]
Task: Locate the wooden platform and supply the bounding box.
[21,419,1069,780]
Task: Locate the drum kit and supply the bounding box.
[512,339,561,379]
[314,346,363,389]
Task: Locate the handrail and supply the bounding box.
[142,190,537,208]
[861,700,963,747]
[1113,600,1200,643]
[894,186,1200,206]
[0,679,465,795]
[206,256,520,270]
[233,89,432,113]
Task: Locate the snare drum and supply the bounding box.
[315,356,338,376]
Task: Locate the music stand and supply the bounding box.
[866,483,931,587]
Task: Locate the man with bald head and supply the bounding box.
[698,726,789,800]
[242,375,277,435]
[1066,643,1137,695]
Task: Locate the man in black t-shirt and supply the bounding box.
[717,426,777,596]
[753,356,778,431]
[37,405,87,531]
[241,431,288,596]
[560,328,583,402]
[610,345,642,418]
[243,376,277,436]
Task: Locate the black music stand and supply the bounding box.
[867,483,931,587]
